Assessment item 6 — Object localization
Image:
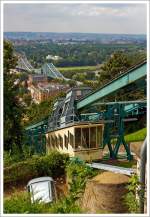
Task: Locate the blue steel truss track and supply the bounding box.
[77,61,146,110]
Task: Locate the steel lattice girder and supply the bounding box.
[102,103,133,160]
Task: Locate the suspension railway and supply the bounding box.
[25,60,147,161]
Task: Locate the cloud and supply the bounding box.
[3,3,147,34]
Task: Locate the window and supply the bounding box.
[64,134,68,149]
[59,107,63,115]
[59,135,63,149]
[82,128,89,149]
[90,127,96,148]
[54,135,57,148]
[76,90,81,96]
[75,128,81,149]
[76,90,82,99]
[62,102,69,115]
[48,136,51,148]
[51,136,55,148]
[69,132,74,147]
[97,126,103,148]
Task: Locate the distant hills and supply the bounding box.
[4,32,146,44]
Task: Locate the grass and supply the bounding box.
[113,161,136,168]
[4,191,82,214]
[58,65,99,72]
[4,191,50,214]
[125,128,146,142]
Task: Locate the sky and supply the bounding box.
[4,3,147,34]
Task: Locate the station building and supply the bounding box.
[46,87,104,161]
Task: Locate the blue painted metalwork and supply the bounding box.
[25,61,147,159]
[48,87,92,131]
[103,103,133,160]
[25,119,48,131]
[25,119,48,153]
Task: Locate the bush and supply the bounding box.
[48,159,97,214]
[4,144,36,167]
[66,158,98,206]
[4,145,24,167]
[4,192,50,214]
[123,175,141,213]
[4,157,97,214]
[4,191,82,214]
[67,158,98,190]
[4,151,69,185]
[48,196,82,214]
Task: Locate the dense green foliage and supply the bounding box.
[63,159,98,213]
[4,144,33,167]
[96,51,146,100]
[4,151,69,185]
[24,98,54,126]
[24,91,66,126]
[15,42,146,67]
[98,51,131,85]
[98,51,146,86]
[123,175,141,213]
[4,190,82,214]
[4,158,97,214]
[4,192,51,214]
[57,50,146,89]
[48,196,82,213]
[4,41,25,152]
[66,158,98,191]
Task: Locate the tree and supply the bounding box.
[97,51,145,101]
[99,51,131,85]
[4,41,24,152]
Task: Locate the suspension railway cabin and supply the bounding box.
[46,87,104,161]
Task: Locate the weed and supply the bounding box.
[123,174,142,213]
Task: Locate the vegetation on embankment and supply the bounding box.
[4,190,83,214]
[4,151,69,185]
[4,157,98,214]
[23,91,66,127]
[4,158,142,214]
[125,128,146,142]
[123,175,141,213]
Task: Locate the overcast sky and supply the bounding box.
[4,3,147,34]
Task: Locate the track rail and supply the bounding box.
[87,162,135,176]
